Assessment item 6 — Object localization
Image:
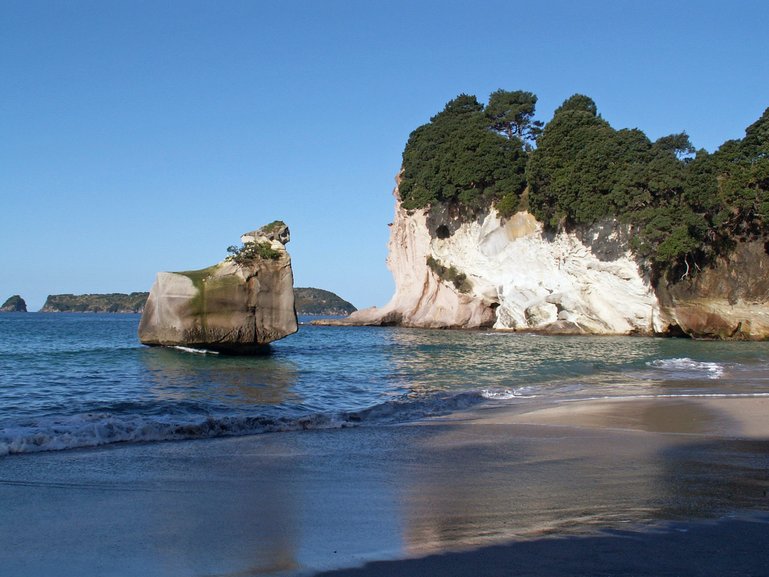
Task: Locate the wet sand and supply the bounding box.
[316,515,769,577]
[1,396,768,576]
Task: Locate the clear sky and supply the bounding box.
[2,0,768,311]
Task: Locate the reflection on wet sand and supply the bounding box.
[145,441,300,575]
[399,397,769,556]
[1,397,768,576]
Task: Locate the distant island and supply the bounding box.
[38,287,356,316]
[0,295,27,312]
[41,293,150,313]
[294,287,357,316]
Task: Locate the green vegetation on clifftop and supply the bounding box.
[226,241,281,265]
[41,293,149,313]
[402,90,769,278]
[294,288,357,316]
[399,92,530,215]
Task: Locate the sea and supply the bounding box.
[2,312,769,457]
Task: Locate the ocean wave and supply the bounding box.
[480,387,537,400]
[172,346,220,355]
[573,392,769,403]
[646,358,725,379]
[0,390,497,457]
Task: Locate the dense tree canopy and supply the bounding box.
[400,89,769,278]
[399,93,528,213]
[529,95,769,273]
[485,90,543,148]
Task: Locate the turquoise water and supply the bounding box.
[2,312,769,455]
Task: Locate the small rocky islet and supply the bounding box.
[0,295,27,312]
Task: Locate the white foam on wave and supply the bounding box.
[571,392,769,404]
[172,346,220,355]
[646,358,725,379]
[0,390,502,456]
[0,412,343,456]
[480,388,536,400]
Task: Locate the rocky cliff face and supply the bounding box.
[327,201,496,328]
[139,223,298,353]
[321,181,769,339]
[328,190,657,333]
[0,295,27,312]
[656,241,769,339]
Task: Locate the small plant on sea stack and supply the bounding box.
[226,241,281,265]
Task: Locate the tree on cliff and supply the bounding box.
[485,90,543,148]
[401,90,769,280]
[702,107,769,240]
[399,93,528,213]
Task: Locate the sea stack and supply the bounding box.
[138,221,298,353]
[0,295,27,312]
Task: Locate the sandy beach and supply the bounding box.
[1,395,768,576]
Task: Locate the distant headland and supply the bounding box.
[41,293,150,313]
[294,288,356,316]
[11,287,355,316]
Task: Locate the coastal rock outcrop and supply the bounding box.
[139,222,298,353]
[317,92,769,339]
[318,198,497,329]
[318,181,769,339]
[0,295,27,312]
[319,186,656,333]
[656,241,769,339]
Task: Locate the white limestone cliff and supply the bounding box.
[322,186,662,335]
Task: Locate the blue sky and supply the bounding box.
[2,0,768,311]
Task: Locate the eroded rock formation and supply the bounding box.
[139,222,297,353]
[317,180,769,339]
[657,241,769,339]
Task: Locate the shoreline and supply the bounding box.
[1,394,768,575]
[314,513,769,577]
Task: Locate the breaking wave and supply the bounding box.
[0,390,494,457]
[646,358,725,379]
[172,346,220,355]
[480,387,537,400]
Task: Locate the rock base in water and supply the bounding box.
[138,222,298,353]
[0,295,27,313]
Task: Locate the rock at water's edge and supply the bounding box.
[315,174,769,340]
[138,222,298,353]
[656,241,769,339]
[0,295,27,312]
[315,177,651,333]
